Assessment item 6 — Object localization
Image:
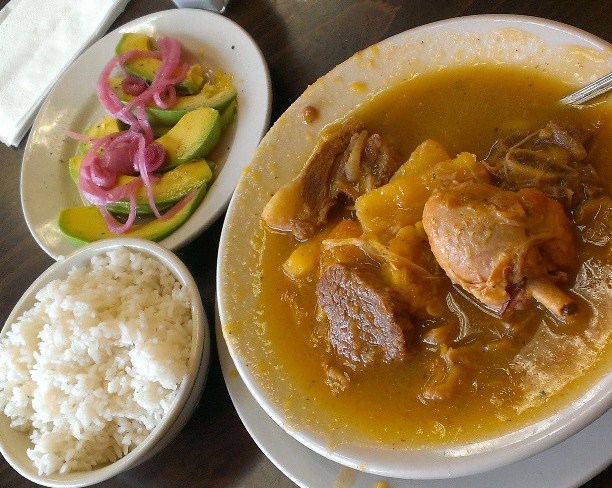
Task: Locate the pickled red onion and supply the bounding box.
[63,130,93,143]
[121,76,147,96]
[74,131,157,222]
[99,194,137,234]
[134,105,154,143]
[153,85,177,110]
[133,133,166,220]
[89,155,118,189]
[75,36,190,233]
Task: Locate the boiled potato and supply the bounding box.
[421,152,489,190]
[388,222,428,263]
[283,219,361,280]
[356,142,488,236]
[355,177,430,235]
[391,139,450,181]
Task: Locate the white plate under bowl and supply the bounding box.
[21,8,271,260]
[217,14,611,480]
[0,238,209,487]
[215,310,611,488]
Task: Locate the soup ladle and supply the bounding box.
[560,72,612,104]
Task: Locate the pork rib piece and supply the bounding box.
[422,182,577,318]
[484,121,603,209]
[262,120,403,240]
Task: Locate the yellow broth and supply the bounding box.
[256,65,611,446]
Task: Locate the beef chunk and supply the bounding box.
[320,236,449,319]
[316,263,413,369]
[262,120,403,240]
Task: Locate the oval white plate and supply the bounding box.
[217,14,611,480]
[21,8,271,260]
[215,308,612,488]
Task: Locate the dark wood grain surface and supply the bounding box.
[0,0,609,486]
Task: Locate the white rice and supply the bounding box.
[0,248,193,475]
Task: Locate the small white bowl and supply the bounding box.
[0,238,210,487]
[217,15,612,480]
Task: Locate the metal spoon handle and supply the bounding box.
[560,72,612,105]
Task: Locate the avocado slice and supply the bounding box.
[115,32,150,55]
[152,126,172,138]
[145,71,237,126]
[69,108,220,180]
[115,33,204,95]
[69,158,212,214]
[108,160,213,214]
[109,70,237,127]
[68,155,83,183]
[76,115,124,155]
[58,182,208,245]
[157,107,222,169]
[219,98,238,130]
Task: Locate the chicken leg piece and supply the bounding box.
[422,182,577,318]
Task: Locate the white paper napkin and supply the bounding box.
[0,0,129,147]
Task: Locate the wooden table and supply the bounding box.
[0,0,609,486]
